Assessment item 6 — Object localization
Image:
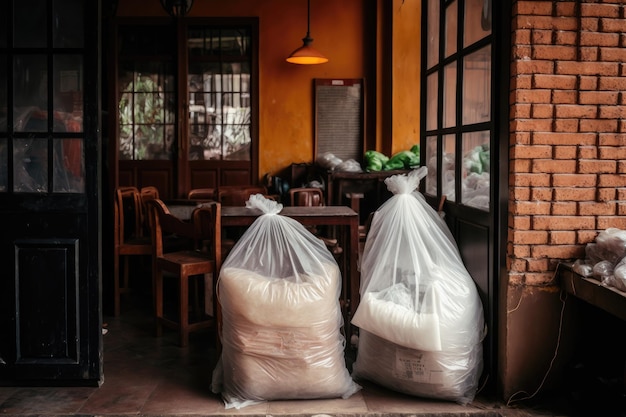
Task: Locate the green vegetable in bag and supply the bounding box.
[364,150,389,171]
[384,150,420,170]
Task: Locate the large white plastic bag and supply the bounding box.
[211,194,360,409]
[351,167,485,405]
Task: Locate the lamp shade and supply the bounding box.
[286,37,329,65]
[286,0,328,65]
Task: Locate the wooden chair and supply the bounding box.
[187,188,216,200]
[289,187,342,255]
[113,186,152,317]
[140,186,160,235]
[147,198,222,347]
[217,185,267,206]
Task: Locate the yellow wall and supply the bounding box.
[116,0,421,181]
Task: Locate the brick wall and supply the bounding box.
[502,0,626,399]
[509,0,626,283]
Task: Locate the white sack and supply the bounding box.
[211,194,359,408]
[351,167,485,405]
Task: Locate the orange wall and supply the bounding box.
[116,0,369,181]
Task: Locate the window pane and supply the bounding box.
[463,45,491,125]
[426,73,438,131]
[118,63,175,160]
[426,0,439,69]
[53,0,84,48]
[464,0,491,47]
[14,138,47,193]
[14,55,48,131]
[445,0,457,58]
[53,139,84,192]
[443,134,455,201]
[443,62,456,128]
[425,135,437,196]
[54,55,83,131]
[462,130,490,210]
[14,0,47,48]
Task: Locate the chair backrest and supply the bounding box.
[114,186,143,245]
[147,199,221,267]
[187,188,216,200]
[218,185,267,206]
[289,187,324,207]
[140,186,160,233]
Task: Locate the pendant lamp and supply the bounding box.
[160,0,194,17]
[286,0,329,65]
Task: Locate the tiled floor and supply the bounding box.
[0,295,582,417]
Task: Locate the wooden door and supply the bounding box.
[0,0,102,385]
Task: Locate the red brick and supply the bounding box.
[533,216,596,230]
[553,119,580,132]
[556,61,619,76]
[581,17,599,32]
[555,2,578,16]
[581,32,620,47]
[600,47,626,62]
[533,74,578,90]
[515,89,552,103]
[512,201,551,215]
[533,132,596,145]
[600,18,626,33]
[599,106,626,119]
[619,161,626,174]
[513,131,532,145]
[579,119,618,133]
[513,45,532,59]
[578,146,598,159]
[512,119,554,132]
[552,90,578,104]
[555,31,579,46]
[598,216,626,230]
[552,188,597,201]
[598,174,626,187]
[530,187,552,201]
[533,45,577,60]
[598,133,626,146]
[553,146,577,159]
[527,258,552,272]
[514,1,554,15]
[508,272,525,284]
[579,91,619,105]
[525,272,561,285]
[581,3,621,18]
[512,244,531,258]
[598,188,617,201]
[512,145,553,159]
[549,231,577,245]
[513,29,532,45]
[579,160,617,174]
[580,47,599,61]
[531,104,554,118]
[579,76,599,90]
[511,159,532,173]
[578,201,617,215]
[552,202,578,215]
[599,146,626,160]
[512,103,532,118]
[532,159,577,173]
[618,203,626,216]
[577,230,598,245]
[508,258,528,272]
[511,187,531,200]
[532,30,554,45]
[617,188,626,200]
[514,74,533,89]
[512,230,549,244]
[512,173,552,187]
[530,244,586,259]
[555,104,598,118]
[598,77,626,90]
[512,216,532,230]
[512,60,555,76]
[552,173,597,187]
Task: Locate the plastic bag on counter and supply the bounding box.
[316,152,343,171]
[351,167,485,405]
[211,194,360,409]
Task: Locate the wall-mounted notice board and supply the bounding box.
[314,78,364,162]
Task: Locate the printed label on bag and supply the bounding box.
[393,348,444,384]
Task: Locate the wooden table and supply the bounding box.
[165,202,361,341]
